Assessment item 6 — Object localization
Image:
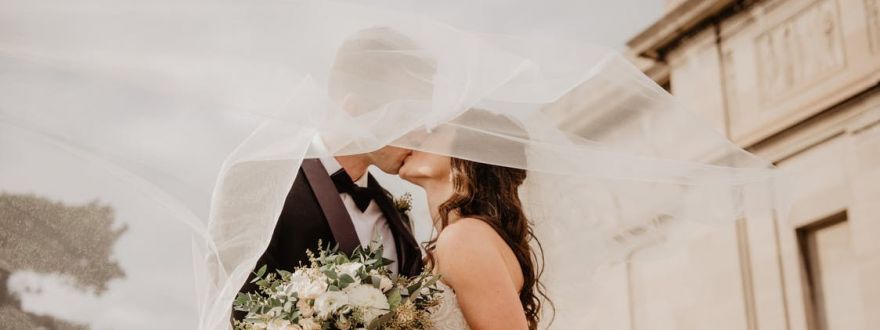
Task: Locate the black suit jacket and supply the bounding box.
[235,159,423,320]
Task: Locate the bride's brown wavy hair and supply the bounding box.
[423,111,553,330]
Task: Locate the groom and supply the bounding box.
[238,148,424,283]
[235,27,433,319]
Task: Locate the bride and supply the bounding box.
[399,110,548,330]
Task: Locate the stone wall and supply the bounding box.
[600,0,880,329]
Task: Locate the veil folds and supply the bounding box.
[0,0,795,328]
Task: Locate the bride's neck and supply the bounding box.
[421,178,457,231]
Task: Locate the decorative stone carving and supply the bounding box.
[722,49,739,114]
[868,0,880,53]
[755,0,845,104]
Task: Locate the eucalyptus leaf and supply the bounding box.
[338,274,355,288]
[387,287,402,309]
[256,264,267,278]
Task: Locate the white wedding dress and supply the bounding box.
[430,282,471,330]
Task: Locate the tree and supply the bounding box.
[0,193,127,329]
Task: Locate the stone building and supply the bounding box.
[586,0,880,329]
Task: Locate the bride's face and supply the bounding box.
[399,128,455,185]
[399,150,451,185]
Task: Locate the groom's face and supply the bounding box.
[367,146,412,174]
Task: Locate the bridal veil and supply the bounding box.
[0,0,795,328]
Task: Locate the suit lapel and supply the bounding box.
[368,175,423,276]
[300,159,361,255]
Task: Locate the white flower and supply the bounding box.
[345,284,390,310]
[344,284,390,324]
[378,277,393,292]
[336,262,363,283]
[296,299,314,318]
[267,319,293,330]
[305,281,328,299]
[314,290,349,319]
[285,270,311,296]
[298,318,320,330]
[288,272,329,299]
[360,307,385,325]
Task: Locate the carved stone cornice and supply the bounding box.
[627,0,752,60]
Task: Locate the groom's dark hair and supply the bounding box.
[329,26,436,115]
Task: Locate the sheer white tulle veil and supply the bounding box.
[0,0,797,328]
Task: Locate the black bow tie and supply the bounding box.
[330,169,381,212]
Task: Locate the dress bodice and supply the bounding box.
[429,281,471,330]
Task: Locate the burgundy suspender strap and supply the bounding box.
[300,159,360,255]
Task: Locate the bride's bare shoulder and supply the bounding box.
[435,217,499,251]
[433,218,507,283]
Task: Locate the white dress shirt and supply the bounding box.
[320,157,399,274]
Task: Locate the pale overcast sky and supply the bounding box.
[341,0,666,49]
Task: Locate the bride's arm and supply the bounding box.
[434,219,529,330]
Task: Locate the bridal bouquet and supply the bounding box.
[233,243,442,330]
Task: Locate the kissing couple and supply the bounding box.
[236,27,547,330]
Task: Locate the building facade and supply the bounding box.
[589,0,880,329]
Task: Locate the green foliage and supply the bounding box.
[233,241,442,330]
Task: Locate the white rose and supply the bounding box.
[345,284,390,310]
[298,318,321,330]
[300,278,329,300]
[314,290,349,319]
[287,270,330,298]
[286,270,313,296]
